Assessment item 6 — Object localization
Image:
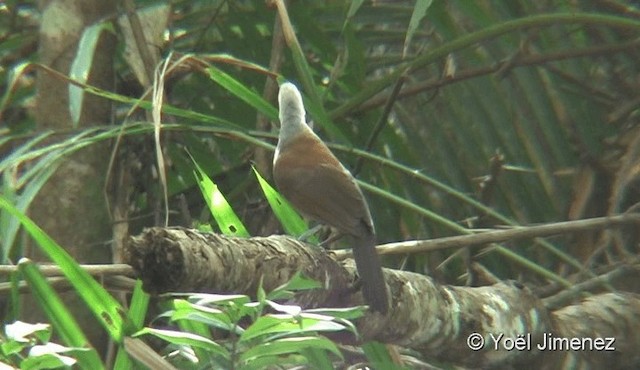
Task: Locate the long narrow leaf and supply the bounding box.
[361,342,396,370]
[403,0,433,58]
[276,1,345,142]
[0,196,124,342]
[241,336,340,364]
[18,259,104,370]
[207,66,278,120]
[189,155,249,237]
[69,22,115,126]
[172,299,217,364]
[253,166,307,237]
[113,280,150,369]
[133,328,228,357]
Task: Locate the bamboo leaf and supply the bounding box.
[0,196,124,342]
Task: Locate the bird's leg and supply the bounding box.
[298,224,344,247]
[297,224,323,242]
[318,230,346,248]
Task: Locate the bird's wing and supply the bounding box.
[276,161,373,237]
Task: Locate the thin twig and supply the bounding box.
[0,274,137,295]
[354,38,640,114]
[543,262,639,309]
[0,263,135,276]
[353,73,407,176]
[254,10,285,176]
[334,213,640,258]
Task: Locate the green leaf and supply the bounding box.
[0,61,32,123]
[189,154,249,237]
[302,307,365,322]
[403,0,434,58]
[188,293,257,324]
[134,328,229,358]
[172,300,232,331]
[113,280,150,369]
[239,354,306,370]
[69,21,115,127]
[18,259,104,370]
[240,313,347,343]
[300,347,336,370]
[0,196,124,343]
[170,299,238,334]
[256,276,267,308]
[169,297,224,364]
[37,61,243,129]
[21,352,76,370]
[342,0,366,32]
[241,336,340,363]
[126,280,150,331]
[188,293,252,306]
[253,166,308,237]
[266,272,321,301]
[206,66,278,121]
[278,10,345,141]
[362,341,402,370]
[1,339,25,358]
[173,316,215,364]
[0,132,57,263]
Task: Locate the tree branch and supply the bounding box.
[123,226,640,368]
[344,213,640,257]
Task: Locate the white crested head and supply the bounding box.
[277,82,310,144]
[278,82,306,125]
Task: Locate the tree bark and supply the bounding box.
[28,0,116,353]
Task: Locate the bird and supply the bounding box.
[273,82,389,314]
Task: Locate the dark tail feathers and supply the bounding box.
[352,232,389,314]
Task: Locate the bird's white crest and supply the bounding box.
[277,82,313,150]
[278,82,306,125]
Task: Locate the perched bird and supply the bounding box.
[273,82,389,314]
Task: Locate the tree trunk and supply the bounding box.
[26,0,117,354]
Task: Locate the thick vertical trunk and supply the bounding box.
[28,0,117,355]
